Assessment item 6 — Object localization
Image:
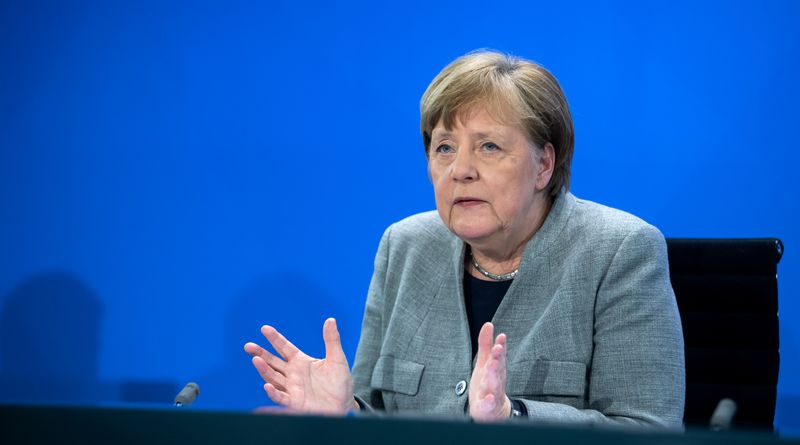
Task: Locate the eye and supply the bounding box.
[435,144,455,154]
[482,142,500,152]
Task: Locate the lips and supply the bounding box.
[454,197,486,207]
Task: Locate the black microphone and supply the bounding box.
[174,382,200,407]
[710,398,737,431]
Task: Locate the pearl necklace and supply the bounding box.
[470,252,518,281]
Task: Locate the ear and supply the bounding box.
[535,142,555,192]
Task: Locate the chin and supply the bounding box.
[449,222,498,242]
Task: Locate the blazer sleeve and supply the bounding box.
[517,224,686,428]
[351,225,392,412]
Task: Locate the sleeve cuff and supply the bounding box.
[510,398,528,418]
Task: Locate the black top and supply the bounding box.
[463,271,513,358]
[463,271,528,417]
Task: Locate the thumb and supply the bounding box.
[323,318,347,364]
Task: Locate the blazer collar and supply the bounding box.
[520,188,576,265]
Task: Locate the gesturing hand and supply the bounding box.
[244,318,357,415]
[469,322,512,422]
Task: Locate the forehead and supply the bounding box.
[431,104,522,138]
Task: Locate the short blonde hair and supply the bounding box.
[420,50,574,197]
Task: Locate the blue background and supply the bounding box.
[1,0,799,433]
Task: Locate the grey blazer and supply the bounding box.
[351,191,685,428]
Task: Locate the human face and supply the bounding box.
[427,107,552,250]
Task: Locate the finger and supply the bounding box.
[244,342,287,374]
[495,334,507,382]
[494,332,507,348]
[264,382,291,407]
[485,348,504,391]
[489,342,508,381]
[244,342,260,355]
[490,342,504,362]
[488,346,501,371]
[252,356,288,391]
[262,325,301,360]
[475,322,494,366]
[322,318,347,364]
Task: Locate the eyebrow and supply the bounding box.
[431,129,503,141]
[430,130,452,140]
[471,131,498,140]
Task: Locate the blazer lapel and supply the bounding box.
[492,191,576,349]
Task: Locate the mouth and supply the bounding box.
[454,197,486,207]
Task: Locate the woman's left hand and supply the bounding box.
[469,322,512,421]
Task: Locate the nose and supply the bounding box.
[450,148,478,183]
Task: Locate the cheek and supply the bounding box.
[492,169,536,214]
[429,168,447,196]
[432,179,449,207]
[430,175,452,221]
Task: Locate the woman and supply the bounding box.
[244,50,685,427]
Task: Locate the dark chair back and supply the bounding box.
[666,238,783,430]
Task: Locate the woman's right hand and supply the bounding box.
[244,318,357,415]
